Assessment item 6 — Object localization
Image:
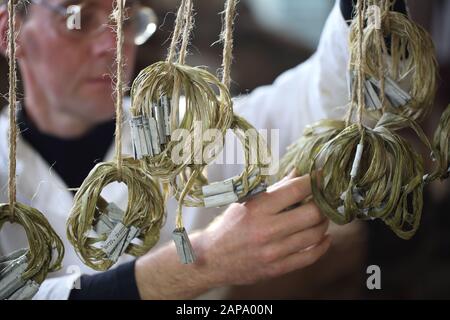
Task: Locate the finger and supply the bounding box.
[268,235,332,277]
[267,201,326,239]
[262,219,329,262]
[286,170,298,180]
[269,170,298,190]
[247,174,312,215]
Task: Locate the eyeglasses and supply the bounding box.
[30,0,158,45]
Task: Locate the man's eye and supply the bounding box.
[80,10,98,30]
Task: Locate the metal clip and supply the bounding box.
[369,76,411,108]
[118,226,140,257]
[0,249,28,273]
[109,237,125,263]
[384,76,411,106]
[131,115,155,159]
[130,116,143,159]
[202,171,266,207]
[153,102,167,144]
[101,220,141,262]
[202,180,235,197]
[141,116,154,157]
[203,191,239,208]
[238,182,268,203]
[7,280,39,300]
[101,222,129,260]
[347,70,355,101]
[348,72,383,111]
[202,179,239,208]
[106,202,125,222]
[0,253,28,300]
[94,214,115,235]
[364,80,382,110]
[160,96,172,137]
[94,201,125,235]
[350,143,364,178]
[172,228,196,264]
[148,117,161,155]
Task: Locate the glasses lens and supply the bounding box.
[62,3,158,45]
[133,7,158,46]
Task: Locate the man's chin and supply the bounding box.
[91,109,117,124]
[75,101,116,124]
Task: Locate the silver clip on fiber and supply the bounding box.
[172,228,196,264]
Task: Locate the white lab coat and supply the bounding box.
[0,1,349,300]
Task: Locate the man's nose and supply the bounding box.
[91,28,117,56]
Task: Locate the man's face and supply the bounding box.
[17,0,138,124]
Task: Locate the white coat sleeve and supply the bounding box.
[233,0,350,154]
[32,273,82,300]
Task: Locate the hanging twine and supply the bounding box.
[371,0,387,112]
[345,0,367,127]
[114,0,125,176]
[0,0,64,299]
[178,0,194,65]
[167,0,187,64]
[174,0,194,230]
[221,0,237,89]
[356,0,367,129]
[7,0,17,216]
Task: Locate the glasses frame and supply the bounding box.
[28,0,158,45]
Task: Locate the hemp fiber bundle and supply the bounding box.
[66,159,165,270]
[278,0,441,240]
[432,105,450,180]
[130,61,234,179]
[348,0,437,122]
[129,0,234,180]
[0,0,64,299]
[0,204,65,299]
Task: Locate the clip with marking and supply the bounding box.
[172,228,196,264]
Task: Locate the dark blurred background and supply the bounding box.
[0,0,449,299]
